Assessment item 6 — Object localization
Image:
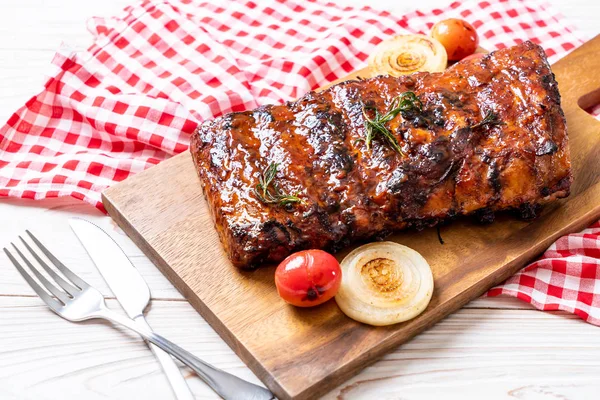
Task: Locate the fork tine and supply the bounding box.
[26,230,89,290]
[19,236,79,296]
[12,243,71,304]
[4,247,62,312]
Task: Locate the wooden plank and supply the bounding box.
[2,1,600,399]
[0,197,535,309]
[2,297,599,400]
[102,36,600,400]
[0,297,257,400]
[0,197,183,300]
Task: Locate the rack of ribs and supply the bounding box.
[190,41,571,269]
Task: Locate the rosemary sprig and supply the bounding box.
[255,162,302,207]
[471,111,503,130]
[362,92,422,154]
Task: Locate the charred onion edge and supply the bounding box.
[368,34,448,77]
[335,241,434,326]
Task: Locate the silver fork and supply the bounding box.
[4,231,274,400]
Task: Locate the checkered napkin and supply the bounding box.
[0,0,598,325]
[488,222,600,325]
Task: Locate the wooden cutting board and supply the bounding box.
[103,36,600,400]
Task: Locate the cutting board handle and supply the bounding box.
[553,34,600,112]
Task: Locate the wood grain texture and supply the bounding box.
[0,297,260,400]
[102,36,600,400]
[0,197,530,310]
[0,197,184,300]
[3,297,599,400]
[1,1,600,399]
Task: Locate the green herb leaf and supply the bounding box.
[362,92,422,154]
[470,111,503,130]
[255,162,302,208]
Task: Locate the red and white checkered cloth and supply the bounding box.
[488,222,600,325]
[1,0,598,325]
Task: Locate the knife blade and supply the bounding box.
[69,218,194,400]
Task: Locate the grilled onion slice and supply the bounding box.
[368,34,447,77]
[335,242,434,326]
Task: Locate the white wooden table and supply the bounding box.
[1,1,599,399]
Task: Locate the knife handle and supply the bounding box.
[134,315,195,400]
[98,308,274,400]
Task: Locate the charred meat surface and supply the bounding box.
[190,41,571,269]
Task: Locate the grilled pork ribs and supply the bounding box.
[191,41,571,269]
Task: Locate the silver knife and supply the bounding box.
[69,218,194,400]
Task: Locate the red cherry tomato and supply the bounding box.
[431,18,479,61]
[275,250,342,307]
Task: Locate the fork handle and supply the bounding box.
[97,308,274,400]
[133,315,195,400]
